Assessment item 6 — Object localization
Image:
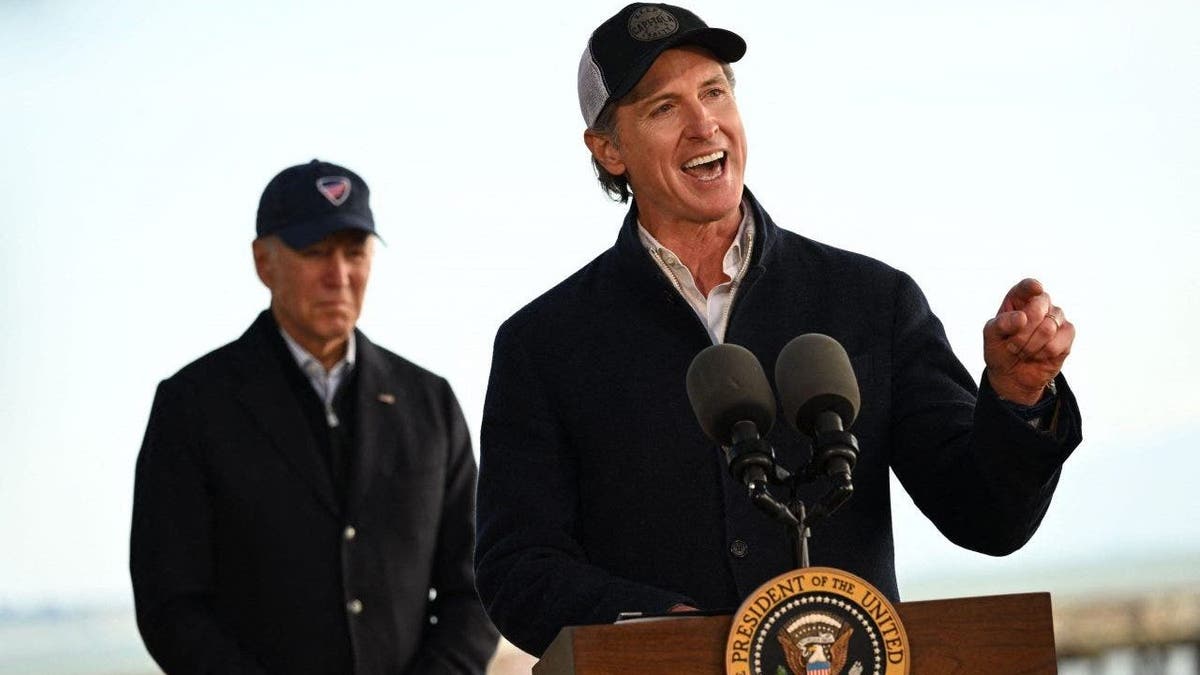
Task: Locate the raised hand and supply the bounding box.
[982,278,1074,405]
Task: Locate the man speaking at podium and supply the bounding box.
[475,3,1082,657]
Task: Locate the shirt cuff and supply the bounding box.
[996,379,1059,430]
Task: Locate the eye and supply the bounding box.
[704,87,727,100]
[650,102,674,117]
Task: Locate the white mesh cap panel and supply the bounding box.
[577,41,610,128]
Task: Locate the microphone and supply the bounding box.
[686,344,793,523]
[774,334,861,489]
[686,343,775,446]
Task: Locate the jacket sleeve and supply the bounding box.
[887,272,1082,556]
[474,326,695,657]
[129,378,268,675]
[405,380,499,674]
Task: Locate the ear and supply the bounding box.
[251,238,274,290]
[583,129,626,177]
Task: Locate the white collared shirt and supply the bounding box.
[279,327,356,427]
[638,206,755,344]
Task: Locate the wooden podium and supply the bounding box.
[535,592,1058,674]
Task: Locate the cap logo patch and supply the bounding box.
[628,6,678,42]
[316,176,352,206]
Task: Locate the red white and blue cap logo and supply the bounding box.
[315,176,352,206]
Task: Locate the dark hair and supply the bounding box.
[587,62,736,204]
[589,102,631,203]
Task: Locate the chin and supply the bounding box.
[330,319,356,336]
[311,314,356,338]
[692,191,743,222]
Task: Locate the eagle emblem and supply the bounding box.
[778,613,855,675]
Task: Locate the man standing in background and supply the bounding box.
[131,159,497,673]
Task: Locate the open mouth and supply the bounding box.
[681,150,726,181]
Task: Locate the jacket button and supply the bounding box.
[730,539,749,558]
[343,525,357,541]
[346,599,363,615]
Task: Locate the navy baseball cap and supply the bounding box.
[578,3,746,127]
[256,159,377,249]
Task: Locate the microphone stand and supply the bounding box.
[726,422,808,566]
[745,490,810,569]
[791,501,810,569]
[750,482,809,570]
[732,418,860,570]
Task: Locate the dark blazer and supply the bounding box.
[475,188,1081,655]
[131,311,497,674]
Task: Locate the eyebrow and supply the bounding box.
[630,73,731,108]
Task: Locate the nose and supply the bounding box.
[322,251,352,287]
[682,100,718,140]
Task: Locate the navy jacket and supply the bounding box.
[475,189,1081,656]
[131,311,497,674]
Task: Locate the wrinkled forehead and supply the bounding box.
[625,46,729,103]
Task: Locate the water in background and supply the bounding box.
[0,605,154,675]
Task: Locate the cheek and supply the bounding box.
[291,290,317,315]
[344,275,369,307]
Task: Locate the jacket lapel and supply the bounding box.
[345,332,402,515]
[236,312,341,517]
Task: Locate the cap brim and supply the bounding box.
[275,213,379,250]
[674,27,746,65]
[609,27,747,106]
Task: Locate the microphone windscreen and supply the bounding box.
[686,343,776,445]
[774,334,860,435]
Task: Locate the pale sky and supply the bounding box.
[2,0,1198,607]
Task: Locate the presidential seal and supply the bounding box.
[726,567,909,675]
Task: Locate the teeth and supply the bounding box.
[683,151,725,169]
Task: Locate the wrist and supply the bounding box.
[987,371,1053,406]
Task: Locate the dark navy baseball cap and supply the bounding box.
[256,159,377,249]
[578,3,746,127]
